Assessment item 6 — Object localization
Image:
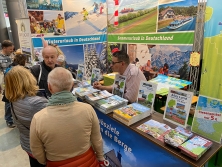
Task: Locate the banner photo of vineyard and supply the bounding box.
[107,0,198,80]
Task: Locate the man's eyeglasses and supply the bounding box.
[111,61,122,65]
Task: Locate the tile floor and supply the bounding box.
[0,95,30,167]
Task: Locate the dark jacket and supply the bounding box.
[30,61,59,97]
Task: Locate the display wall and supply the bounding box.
[27,0,108,77]
[200,0,222,99]
[107,0,198,80]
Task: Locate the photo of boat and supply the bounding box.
[167,17,193,30]
[120,8,134,13]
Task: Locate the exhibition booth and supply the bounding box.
[10,0,222,166]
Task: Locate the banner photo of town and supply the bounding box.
[107,0,198,80]
[200,0,222,99]
[95,110,191,167]
[27,0,108,75]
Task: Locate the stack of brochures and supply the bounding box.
[94,95,128,114]
[73,86,99,99]
[113,103,151,126]
[137,119,171,142]
[85,90,113,105]
[178,136,213,160]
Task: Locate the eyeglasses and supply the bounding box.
[111,61,122,65]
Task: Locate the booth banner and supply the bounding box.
[107,0,198,81]
[200,0,222,99]
[15,18,33,63]
[32,35,106,47]
[26,0,107,37]
[33,40,107,77]
[192,95,222,144]
[26,0,108,75]
[95,110,191,167]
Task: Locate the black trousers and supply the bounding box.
[29,155,45,167]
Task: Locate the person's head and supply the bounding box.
[47,67,73,94]
[14,54,27,66]
[58,14,61,19]
[5,66,38,102]
[57,55,65,66]
[42,46,59,69]
[111,50,130,75]
[147,60,151,66]
[135,58,139,62]
[163,63,169,69]
[1,40,14,55]
[83,8,86,10]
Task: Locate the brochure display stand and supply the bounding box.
[95,108,221,167]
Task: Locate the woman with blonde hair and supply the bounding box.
[5,66,48,167]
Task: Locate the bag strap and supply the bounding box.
[38,64,42,85]
[11,103,30,130]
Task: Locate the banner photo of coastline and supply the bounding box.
[107,0,198,81]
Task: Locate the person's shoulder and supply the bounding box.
[75,101,93,109]
[129,64,141,76]
[26,96,48,105]
[30,63,42,72]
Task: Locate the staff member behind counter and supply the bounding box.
[93,48,146,103]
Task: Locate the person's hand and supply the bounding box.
[98,160,109,167]
[93,81,102,90]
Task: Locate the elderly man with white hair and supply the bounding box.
[30,45,59,97]
[30,67,105,167]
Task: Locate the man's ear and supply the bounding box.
[48,83,53,93]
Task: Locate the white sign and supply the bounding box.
[16,18,33,63]
[163,88,193,128]
[137,81,157,112]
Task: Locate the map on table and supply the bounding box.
[191,95,222,143]
[149,75,192,95]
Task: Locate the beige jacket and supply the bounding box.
[30,101,104,164]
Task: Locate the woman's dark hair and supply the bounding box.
[164,63,169,69]
[135,58,139,62]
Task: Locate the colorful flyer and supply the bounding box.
[91,68,101,86]
[76,64,85,81]
[137,81,157,111]
[163,88,193,128]
[112,74,126,98]
[191,95,222,143]
[149,75,192,95]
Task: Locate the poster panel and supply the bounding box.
[32,35,107,75]
[200,0,222,99]
[15,18,33,64]
[107,0,198,81]
[62,0,107,36]
[192,95,222,143]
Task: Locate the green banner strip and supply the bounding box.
[108,32,194,44]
